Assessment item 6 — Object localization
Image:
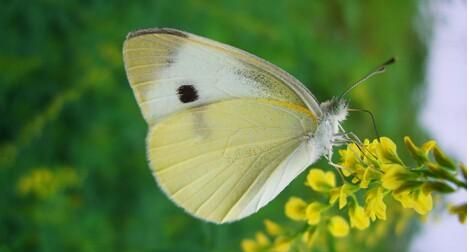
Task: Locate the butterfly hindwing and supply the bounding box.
[148,98,317,223]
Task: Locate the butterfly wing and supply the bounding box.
[123,28,322,126]
[149,98,317,223]
[123,28,322,223]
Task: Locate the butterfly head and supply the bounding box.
[319,97,348,124]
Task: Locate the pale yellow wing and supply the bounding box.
[148,98,317,223]
[123,28,322,126]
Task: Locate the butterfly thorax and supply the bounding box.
[309,98,348,160]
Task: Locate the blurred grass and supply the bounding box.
[0,0,427,251]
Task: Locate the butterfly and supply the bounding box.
[123,28,393,224]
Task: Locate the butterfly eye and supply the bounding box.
[177,84,199,103]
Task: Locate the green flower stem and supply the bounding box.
[420,168,467,189]
[409,165,466,190]
[444,175,467,190]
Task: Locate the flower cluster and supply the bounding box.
[17,167,79,199]
[241,220,292,252]
[241,137,466,252]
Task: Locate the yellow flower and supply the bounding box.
[328,216,350,237]
[375,137,403,165]
[365,187,387,221]
[330,183,357,209]
[392,190,413,209]
[301,229,318,248]
[241,239,258,252]
[421,140,437,156]
[349,203,370,230]
[17,167,79,199]
[272,237,291,252]
[18,168,55,198]
[305,202,323,225]
[339,143,362,171]
[306,169,336,192]
[362,139,380,165]
[264,219,282,236]
[255,232,270,246]
[393,188,433,215]
[381,164,411,190]
[241,232,270,252]
[358,167,380,188]
[404,136,436,164]
[285,197,307,221]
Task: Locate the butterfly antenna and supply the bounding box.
[348,108,381,142]
[338,57,396,100]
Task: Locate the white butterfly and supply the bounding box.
[123,28,391,223]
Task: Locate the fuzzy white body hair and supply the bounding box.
[308,99,349,160]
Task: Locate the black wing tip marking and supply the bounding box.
[126,28,189,40]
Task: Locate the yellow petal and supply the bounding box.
[365,187,387,221]
[413,189,433,215]
[359,168,372,188]
[337,183,357,209]
[376,137,403,164]
[421,140,437,156]
[255,232,270,246]
[306,169,336,192]
[329,187,340,205]
[404,136,435,164]
[264,219,282,236]
[392,188,433,215]
[339,187,349,209]
[272,237,291,252]
[241,239,258,252]
[301,230,318,248]
[349,204,370,230]
[328,216,350,237]
[285,197,307,221]
[329,185,351,209]
[305,202,322,225]
[392,189,414,209]
[404,136,421,160]
[340,144,361,171]
[381,164,409,190]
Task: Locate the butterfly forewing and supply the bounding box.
[123,28,322,126]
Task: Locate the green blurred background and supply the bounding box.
[0,0,429,251]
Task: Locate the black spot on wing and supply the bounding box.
[127,28,189,39]
[177,84,199,103]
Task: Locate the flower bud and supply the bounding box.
[328,216,350,237]
[422,181,455,194]
[449,203,467,224]
[432,145,456,170]
[285,197,307,221]
[404,136,436,165]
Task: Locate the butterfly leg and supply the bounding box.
[327,130,364,182]
[326,157,347,183]
[323,143,349,183]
